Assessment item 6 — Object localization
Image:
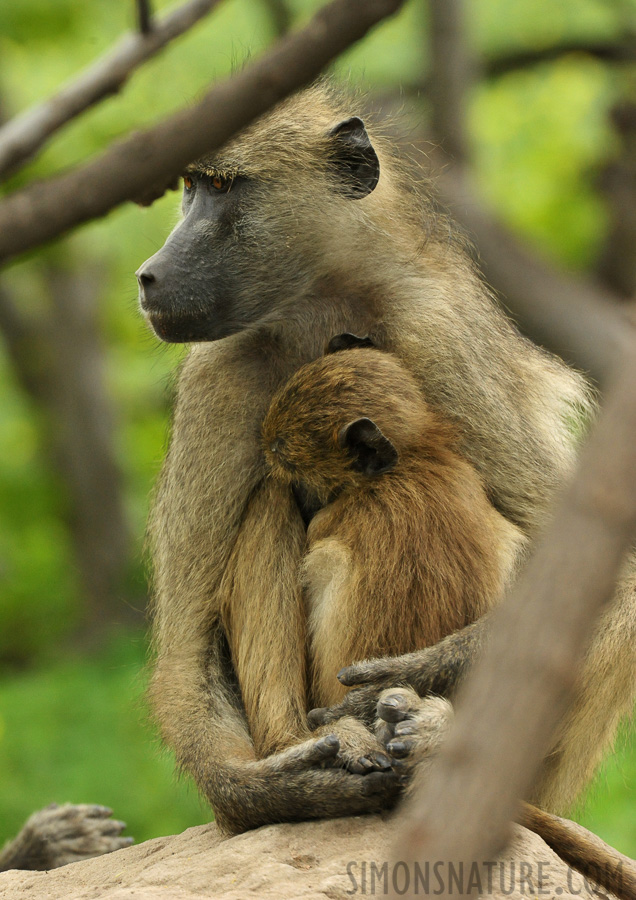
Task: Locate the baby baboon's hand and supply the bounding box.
[0,803,133,871]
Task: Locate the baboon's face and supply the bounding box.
[136,171,254,342]
[135,112,380,343]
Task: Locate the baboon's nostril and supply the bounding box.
[136,268,156,289]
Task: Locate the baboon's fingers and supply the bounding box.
[40,803,114,824]
[376,687,420,723]
[307,706,330,729]
[386,737,415,759]
[337,660,382,686]
[359,769,403,796]
[308,684,382,728]
[58,834,134,862]
[347,751,393,774]
[266,734,340,773]
[309,735,341,762]
[314,715,397,776]
[393,720,417,736]
[85,805,115,819]
[96,819,129,837]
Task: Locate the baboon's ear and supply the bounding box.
[327,117,380,199]
[338,417,398,475]
[326,333,376,354]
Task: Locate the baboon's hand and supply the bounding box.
[0,803,133,871]
[375,688,453,782]
[314,716,394,775]
[214,733,403,833]
[308,621,485,729]
[340,619,487,694]
[306,652,442,728]
[308,684,385,729]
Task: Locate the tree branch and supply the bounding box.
[485,39,636,80]
[596,101,636,299]
[260,0,293,37]
[137,0,154,35]
[0,0,404,265]
[435,161,634,387]
[0,281,47,399]
[0,0,222,181]
[424,0,633,388]
[521,803,636,900]
[392,329,636,898]
[428,0,473,161]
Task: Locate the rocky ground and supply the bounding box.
[0,814,614,899]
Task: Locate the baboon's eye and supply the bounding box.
[183,175,194,191]
[211,174,232,192]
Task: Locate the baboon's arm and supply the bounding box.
[152,583,401,834]
[310,564,636,816]
[308,619,488,728]
[150,336,401,833]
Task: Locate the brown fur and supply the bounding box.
[142,83,635,833]
[262,348,524,711]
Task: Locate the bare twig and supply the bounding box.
[596,101,636,299]
[391,331,636,898]
[0,281,45,398]
[0,0,222,180]
[0,0,404,265]
[137,0,154,34]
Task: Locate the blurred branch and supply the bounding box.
[435,162,634,386]
[392,330,636,898]
[45,263,131,632]
[0,0,405,264]
[0,266,132,636]
[260,0,293,37]
[0,0,222,181]
[424,0,633,386]
[0,282,46,398]
[428,0,473,161]
[485,38,636,79]
[137,0,154,35]
[596,101,636,299]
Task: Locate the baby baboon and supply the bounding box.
[0,803,132,872]
[261,340,525,711]
[138,83,635,833]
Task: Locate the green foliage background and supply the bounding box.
[0,0,634,853]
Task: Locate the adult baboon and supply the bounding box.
[137,84,635,833]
